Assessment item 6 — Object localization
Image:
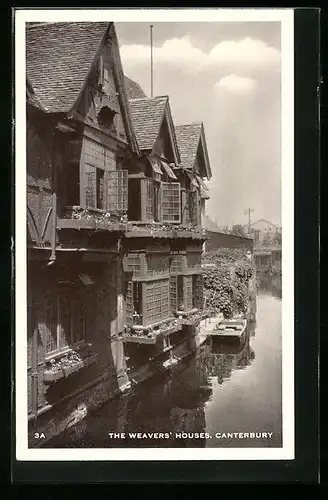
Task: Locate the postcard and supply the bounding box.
[15,8,294,461]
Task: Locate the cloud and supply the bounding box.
[209,37,280,67]
[120,35,280,75]
[215,74,257,94]
[120,37,207,75]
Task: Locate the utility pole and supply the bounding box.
[244,208,255,235]
[150,25,154,98]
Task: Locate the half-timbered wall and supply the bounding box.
[26,113,54,246]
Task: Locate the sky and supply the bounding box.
[116,22,281,228]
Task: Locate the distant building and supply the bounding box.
[201,215,253,252]
[243,219,282,247]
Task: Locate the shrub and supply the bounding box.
[202,248,255,318]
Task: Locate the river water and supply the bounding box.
[47,272,282,449]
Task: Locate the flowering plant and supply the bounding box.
[71,206,128,225]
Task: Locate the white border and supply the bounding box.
[15,8,294,461]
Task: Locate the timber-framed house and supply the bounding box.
[25,21,212,439]
[26,22,138,423]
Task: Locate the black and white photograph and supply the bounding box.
[15,8,294,461]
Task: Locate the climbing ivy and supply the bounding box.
[202,248,255,319]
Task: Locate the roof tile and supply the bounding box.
[124,76,147,99]
[129,96,168,150]
[26,22,110,113]
[175,123,202,169]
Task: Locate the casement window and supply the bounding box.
[170,274,204,313]
[143,178,161,222]
[193,274,204,310]
[144,280,170,326]
[43,288,86,356]
[190,189,201,226]
[184,275,193,311]
[128,176,161,223]
[161,182,181,223]
[125,279,170,327]
[170,275,186,312]
[145,177,155,221]
[128,176,181,224]
[84,138,128,213]
[181,190,192,225]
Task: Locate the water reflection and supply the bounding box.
[257,271,282,299]
[46,274,282,449]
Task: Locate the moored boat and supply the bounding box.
[211,318,247,341]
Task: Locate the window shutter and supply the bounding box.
[105,170,128,213]
[170,276,178,312]
[44,293,57,354]
[190,190,200,226]
[194,274,204,310]
[85,164,96,208]
[144,178,154,221]
[184,275,193,311]
[161,182,181,223]
[157,181,162,222]
[181,190,191,225]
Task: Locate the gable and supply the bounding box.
[76,40,127,143]
[129,97,167,150]
[26,22,139,153]
[26,22,110,113]
[175,123,212,180]
[154,113,176,163]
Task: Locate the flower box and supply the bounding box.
[125,229,173,239]
[177,309,210,326]
[43,370,65,384]
[57,218,125,232]
[122,334,158,345]
[43,353,98,384]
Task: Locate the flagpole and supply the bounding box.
[150,24,154,98]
